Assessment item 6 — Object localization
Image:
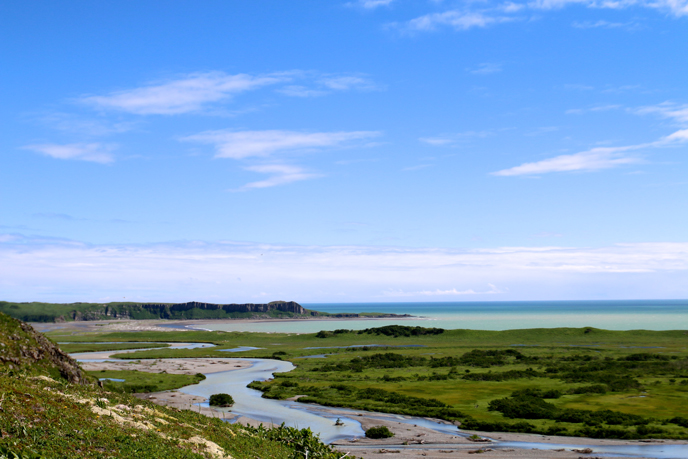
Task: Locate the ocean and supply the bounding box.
[196,299,688,334]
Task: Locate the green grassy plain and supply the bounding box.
[51,325,688,440]
[58,342,170,353]
[89,369,205,393]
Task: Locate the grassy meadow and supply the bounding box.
[50,324,688,440]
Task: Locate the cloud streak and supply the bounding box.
[400,11,516,32]
[82,72,284,115]
[397,0,687,34]
[23,143,116,164]
[82,71,380,112]
[183,129,381,189]
[184,129,381,160]
[493,128,688,176]
[238,164,323,190]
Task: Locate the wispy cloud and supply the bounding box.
[420,130,499,146]
[238,164,322,190]
[492,146,642,176]
[183,129,381,189]
[81,72,285,115]
[396,0,686,35]
[566,104,622,114]
[38,112,135,136]
[277,86,329,98]
[278,75,379,97]
[399,11,516,32]
[572,19,640,29]
[32,213,81,221]
[2,238,687,302]
[348,0,395,8]
[23,143,116,164]
[633,102,688,124]
[492,128,688,176]
[183,129,381,160]
[383,284,503,297]
[469,63,503,75]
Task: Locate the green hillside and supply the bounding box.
[0,313,347,459]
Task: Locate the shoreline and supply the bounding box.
[33,315,419,334]
[140,384,675,459]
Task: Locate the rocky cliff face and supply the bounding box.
[139,300,306,316]
[0,312,89,384]
[62,300,309,321]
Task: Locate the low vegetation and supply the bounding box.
[47,322,688,441]
[208,394,234,407]
[364,426,394,439]
[90,370,206,393]
[0,313,353,458]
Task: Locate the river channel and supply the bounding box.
[72,344,688,458]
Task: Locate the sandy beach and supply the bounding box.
[81,357,251,375]
[33,316,406,334]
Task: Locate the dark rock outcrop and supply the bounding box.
[138,300,306,316]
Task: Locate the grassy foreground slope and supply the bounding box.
[0,313,346,459]
[63,324,688,440]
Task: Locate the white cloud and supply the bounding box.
[397,0,686,35]
[652,0,688,16]
[383,284,503,297]
[572,19,636,28]
[420,137,456,146]
[277,85,329,98]
[318,76,376,91]
[469,63,503,75]
[2,238,688,302]
[350,0,395,8]
[238,164,322,190]
[633,102,688,124]
[278,75,378,97]
[23,143,116,164]
[492,146,641,176]
[493,127,688,176]
[566,104,622,114]
[420,130,496,146]
[39,112,135,136]
[402,11,515,32]
[82,72,286,115]
[183,129,381,160]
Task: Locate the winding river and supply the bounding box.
[73,344,688,458]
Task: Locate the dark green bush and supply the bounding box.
[365,426,394,439]
[209,393,234,407]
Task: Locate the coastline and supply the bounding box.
[33,315,418,334]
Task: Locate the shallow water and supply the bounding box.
[73,345,688,458]
[177,359,365,443]
[194,300,688,333]
[218,346,264,353]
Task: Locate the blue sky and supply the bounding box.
[1,0,687,303]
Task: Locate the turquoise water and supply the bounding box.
[196,300,688,333]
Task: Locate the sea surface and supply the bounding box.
[197,300,688,333]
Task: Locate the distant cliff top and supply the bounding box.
[0,300,310,323]
[0,300,413,323]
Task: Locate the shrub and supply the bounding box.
[208,393,234,407]
[365,426,394,439]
